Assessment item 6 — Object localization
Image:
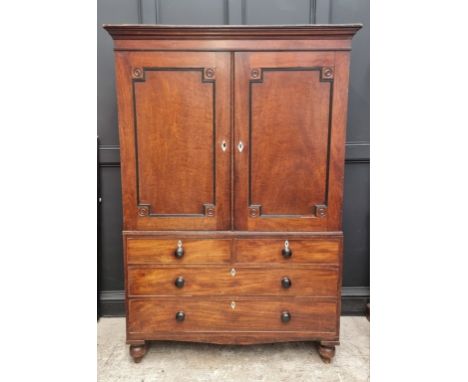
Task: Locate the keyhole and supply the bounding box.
[221,141,227,152]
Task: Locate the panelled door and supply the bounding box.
[234,52,350,232]
[115,52,231,231]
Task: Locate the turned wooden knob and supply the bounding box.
[281,277,292,289]
[174,276,185,288]
[175,311,185,322]
[282,240,292,258]
[281,311,291,323]
[175,240,184,258]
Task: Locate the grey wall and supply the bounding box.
[98,0,369,315]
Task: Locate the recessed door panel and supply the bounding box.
[135,69,214,216]
[115,52,230,230]
[251,69,330,215]
[234,52,350,231]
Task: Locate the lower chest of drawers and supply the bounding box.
[124,234,342,339]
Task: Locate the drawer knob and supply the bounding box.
[174,276,185,288]
[175,311,185,322]
[281,311,291,323]
[282,240,292,258]
[281,277,292,289]
[175,240,184,258]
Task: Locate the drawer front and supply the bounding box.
[128,298,337,333]
[128,267,338,297]
[126,238,231,264]
[235,239,340,264]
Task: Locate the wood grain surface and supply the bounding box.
[128,266,338,296]
[127,238,231,264]
[128,297,337,333]
[234,238,341,264]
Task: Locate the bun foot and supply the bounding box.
[130,342,147,363]
[318,341,337,363]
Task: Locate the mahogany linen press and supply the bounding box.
[104,24,361,363]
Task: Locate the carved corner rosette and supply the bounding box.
[137,205,149,217]
[203,203,216,217]
[248,204,262,218]
[250,68,262,81]
[203,67,216,81]
[314,204,328,218]
[321,67,334,81]
[132,67,145,80]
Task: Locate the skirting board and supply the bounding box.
[99,287,370,318]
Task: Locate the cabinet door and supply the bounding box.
[115,52,230,230]
[234,52,350,231]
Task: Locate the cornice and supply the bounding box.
[103,24,362,40]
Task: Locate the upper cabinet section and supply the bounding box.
[106,25,360,231]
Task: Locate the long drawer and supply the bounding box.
[126,238,231,264]
[128,297,338,333]
[128,266,338,297]
[234,238,341,264]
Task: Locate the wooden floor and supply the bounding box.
[98,316,369,382]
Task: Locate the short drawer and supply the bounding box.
[128,297,337,333]
[234,239,341,264]
[128,266,338,297]
[126,238,231,264]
